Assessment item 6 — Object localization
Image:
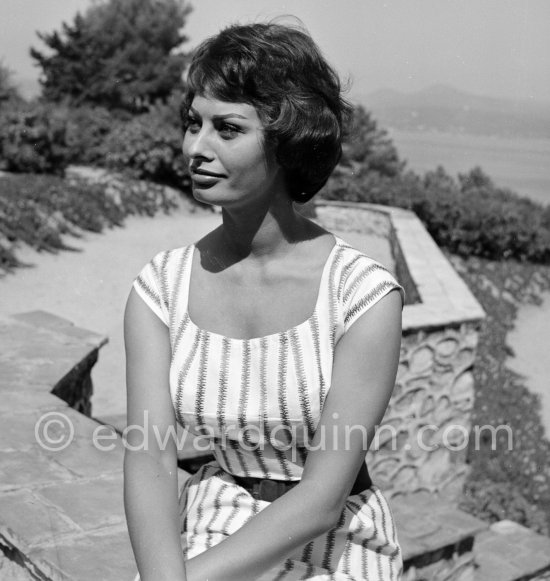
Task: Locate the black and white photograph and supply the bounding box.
[1,1,550,579]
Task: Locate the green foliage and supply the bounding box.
[0,97,190,190]
[31,0,192,112]
[323,156,550,263]
[64,105,117,165]
[0,102,70,174]
[413,167,550,262]
[461,479,549,534]
[98,97,189,188]
[0,172,178,273]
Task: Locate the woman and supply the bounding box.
[124,22,404,581]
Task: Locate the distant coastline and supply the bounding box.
[388,128,550,206]
[364,84,550,140]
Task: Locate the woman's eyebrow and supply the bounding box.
[189,107,248,121]
[212,113,247,121]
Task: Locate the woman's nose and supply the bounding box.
[183,127,214,160]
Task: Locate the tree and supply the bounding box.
[31,0,192,112]
[339,105,405,178]
[458,166,494,192]
[0,60,22,105]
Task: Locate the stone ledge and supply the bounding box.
[0,312,193,580]
[0,311,106,399]
[11,311,107,348]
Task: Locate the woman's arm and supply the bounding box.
[184,289,403,581]
[123,288,187,581]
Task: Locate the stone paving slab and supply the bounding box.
[0,362,57,393]
[40,409,125,479]
[43,431,125,480]
[29,528,137,581]
[12,311,107,347]
[0,389,68,415]
[474,520,550,581]
[0,449,77,492]
[39,475,125,535]
[0,407,95,454]
[0,312,107,395]
[0,489,81,547]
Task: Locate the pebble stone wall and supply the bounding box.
[370,322,479,501]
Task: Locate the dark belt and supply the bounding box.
[232,463,372,503]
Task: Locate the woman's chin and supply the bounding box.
[191,188,230,210]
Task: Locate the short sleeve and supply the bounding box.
[342,258,405,333]
[133,251,170,326]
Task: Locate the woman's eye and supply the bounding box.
[186,117,201,134]
[218,123,241,139]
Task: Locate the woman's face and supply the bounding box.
[182,94,283,208]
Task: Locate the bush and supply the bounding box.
[96,99,189,190]
[0,102,71,174]
[64,105,117,165]
[461,479,549,535]
[0,172,178,273]
[322,164,550,264]
[0,98,190,194]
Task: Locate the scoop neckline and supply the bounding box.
[184,235,341,344]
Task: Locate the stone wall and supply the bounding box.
[314,201,485,503]
[369,322,478,501]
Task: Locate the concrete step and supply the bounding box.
[391,491,488,580]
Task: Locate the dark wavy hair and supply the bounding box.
[181,22,352,203]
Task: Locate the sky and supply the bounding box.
[1,0,550,104]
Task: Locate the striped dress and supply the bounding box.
[134,236,403,580]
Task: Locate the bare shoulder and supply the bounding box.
[342,287,402,345]
[124,287,170,359]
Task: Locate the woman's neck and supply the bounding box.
[218,193,311,264]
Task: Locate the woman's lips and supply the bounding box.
[190,169,225,187]
[191,174,221,186]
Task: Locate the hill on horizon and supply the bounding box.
[360,85,550,139]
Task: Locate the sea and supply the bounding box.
[387,129,550,206]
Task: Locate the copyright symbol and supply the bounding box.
[35,412,75,451]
